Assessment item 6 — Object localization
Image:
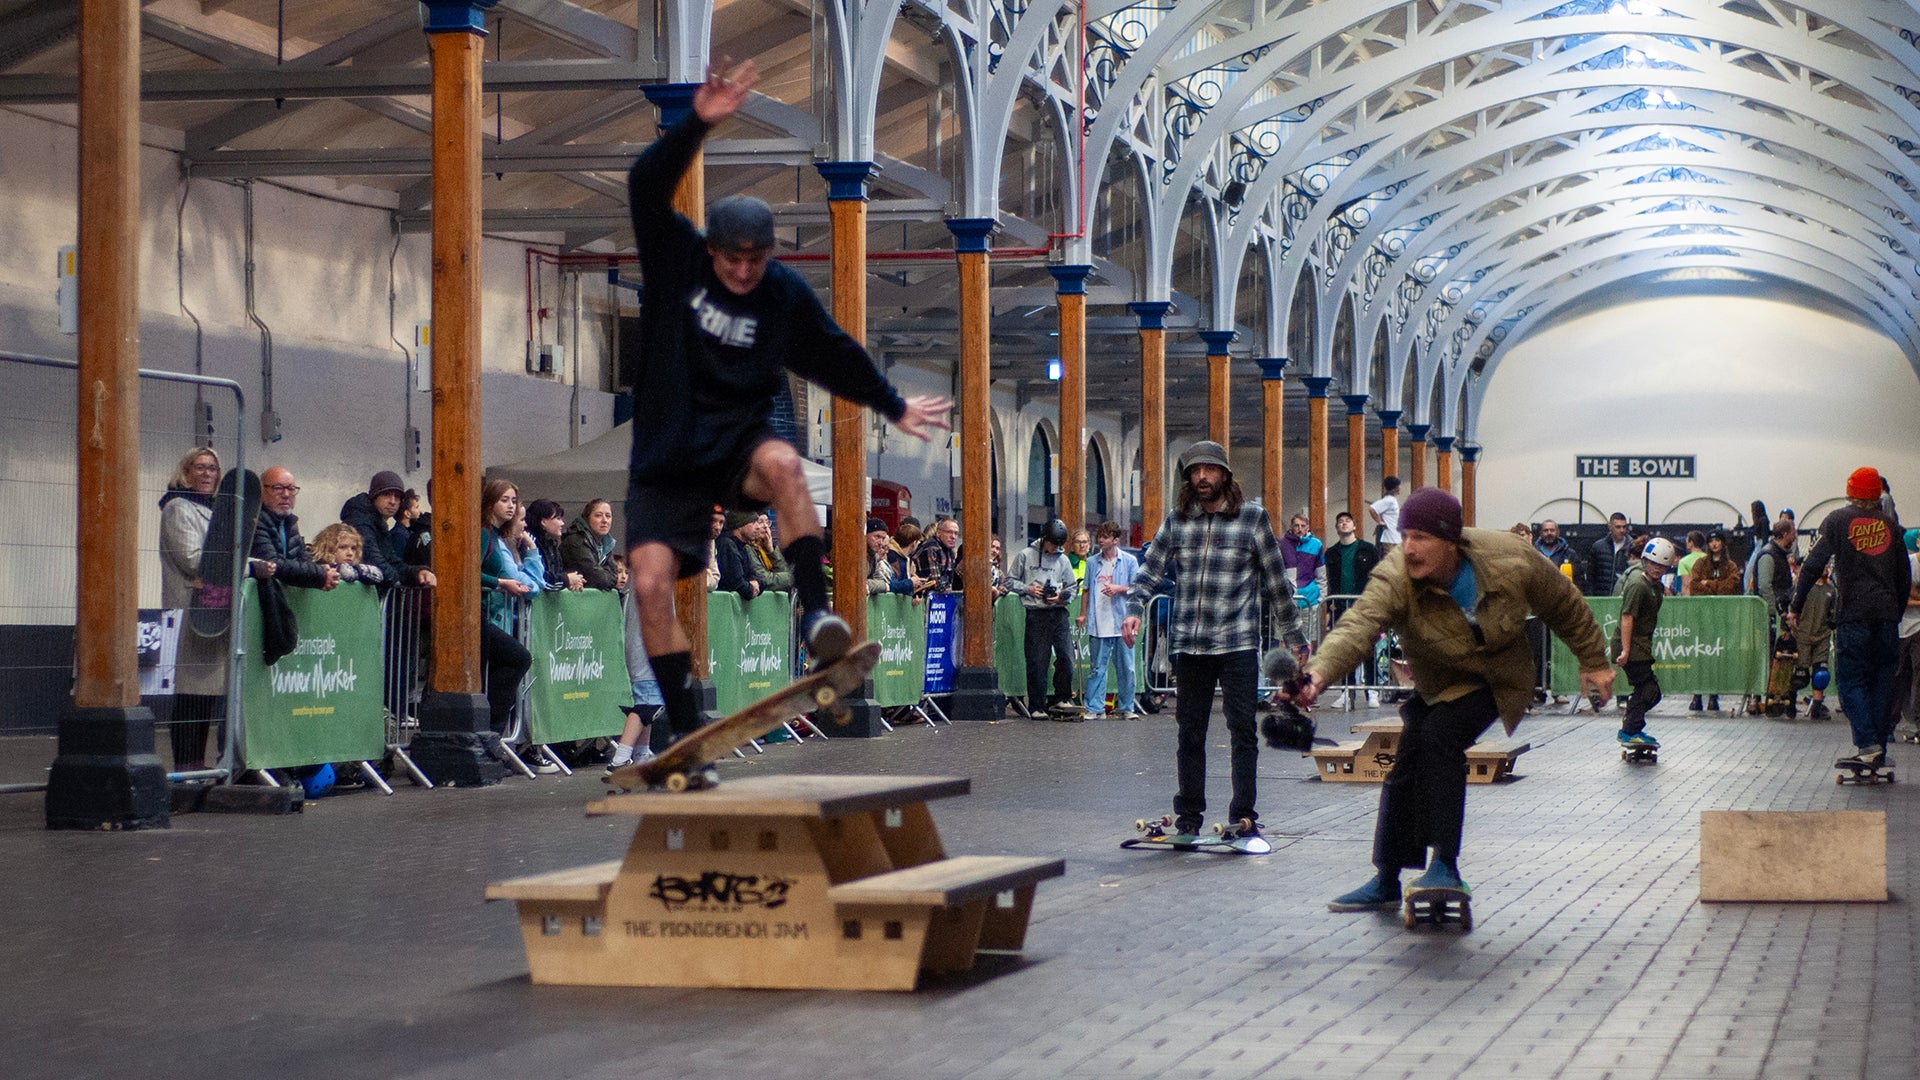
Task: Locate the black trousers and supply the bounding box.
[168,693,224,767]
[1374,686,1497,871]
[1173,650,1260,826]
[481,621,532,736]
[1621,659,1660,734]
[1024,606,1073,707]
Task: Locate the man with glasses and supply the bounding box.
[249,467,336,590]
[1284,488,1613,915]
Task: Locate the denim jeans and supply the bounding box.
[1172,650,1260,826]
[1836,619,1902,750]
[1084,635,1137,714]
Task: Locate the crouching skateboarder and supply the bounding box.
[624,59,950,739]
[1282,489,1614,920]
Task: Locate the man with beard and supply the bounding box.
[1120,441,1308,839]
[1285,489,1613,914]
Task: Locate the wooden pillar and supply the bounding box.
[1302,376,1332,537]
[72,0,141,713]
[949,218,996,675]
[48,0,169,829]
[819,162,876,642]
[1130,302,1173,539]
[1256,358,1288,536]
[642,83,713,680]
[1342,393,1368,523]
[1378,410,1401,493]
[1200,330,1235,451]
[1407,422,1430,491]
[424,22,489,700]
[1050,265,1091,530]
[403,1,512,785]
[1434,434,1455,495]
[1460,444,1480,526]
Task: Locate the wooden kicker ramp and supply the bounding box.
[1308,717,1529,784]
[486,774,1063,991]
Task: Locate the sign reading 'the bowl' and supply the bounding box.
[1576,454,1695,479]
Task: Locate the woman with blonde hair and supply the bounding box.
[158,446,226,771]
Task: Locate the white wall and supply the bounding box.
[0,106,618,617]
[1474,294,1920,530]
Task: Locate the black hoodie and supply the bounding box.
[340,492,427,588]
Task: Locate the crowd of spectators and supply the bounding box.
[155,449,1917,771]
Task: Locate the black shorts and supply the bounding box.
[625,428,780,580]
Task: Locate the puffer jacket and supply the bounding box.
[1306,528,1612,733]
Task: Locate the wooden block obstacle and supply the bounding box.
[485,774,1063,991]
[1308,718,1527,783]
[1465,738,1530,783]
[1699,810,1887,902]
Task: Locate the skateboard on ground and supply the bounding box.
[605,642,880,793]
[1835,758,1895,786]
[1403,885,1472,931]
[188,467,262,639]
[1621,743,1658,765]
[1120,815,1272,855]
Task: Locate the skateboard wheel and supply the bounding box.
[1403,903,1417,929]
[664,772,690,793]
[812,686,838,708]
[1458,906,1473,932]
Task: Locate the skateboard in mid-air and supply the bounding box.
[1621,742,1659,765]
[1834,758,1895,786]
[604,642,880,793]
[1120,815,1272,855]
[1403,884,1472,931]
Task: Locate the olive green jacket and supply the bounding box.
[1305,528,1612,733]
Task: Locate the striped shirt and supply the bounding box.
[1126,502,1307,656]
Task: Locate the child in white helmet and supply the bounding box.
[1613,536,1678,749]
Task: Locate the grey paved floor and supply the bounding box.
[2,698,1914,1080]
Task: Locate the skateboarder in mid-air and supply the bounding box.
[624,59,951,739]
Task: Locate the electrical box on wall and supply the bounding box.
[405,425,423,472]
[412,322,431,392]
[526,341,562,376]
[56,246,78,335]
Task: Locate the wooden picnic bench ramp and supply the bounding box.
[1307,717,1529,784]
[486,774,1063,991]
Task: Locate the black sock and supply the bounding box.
[783,535,829,613]
[650,651,702,735]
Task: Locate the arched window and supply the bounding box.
[1086,438,1109,520]
[1026,427,1054,538]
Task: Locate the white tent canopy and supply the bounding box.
[490,422,833,533]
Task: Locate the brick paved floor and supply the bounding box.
[1,698,1913,1080]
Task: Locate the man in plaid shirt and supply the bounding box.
[1122,440,1308,838]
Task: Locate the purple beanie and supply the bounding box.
[1399,488,1463,543]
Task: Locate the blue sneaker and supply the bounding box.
[1410,861,1468,893]
[1328,873,1402,912]
[800,609,853,667]
[1618,730,1659,749]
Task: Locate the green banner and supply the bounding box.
[524,589,631,745]
[1550,595,1770,696]
[239,579,385,770]
[707,592,794,716]
[993,594,1027,697]
[868,593,928,707]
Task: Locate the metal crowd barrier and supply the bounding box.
[0,353,246,794]
[1312,593,1411,710]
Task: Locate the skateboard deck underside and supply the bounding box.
[1404,886,1472,931]
[608,642,880,792]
